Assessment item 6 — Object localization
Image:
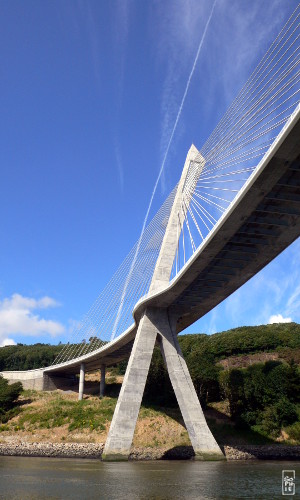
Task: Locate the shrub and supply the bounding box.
[0,376,23,423]
[285,421,300,442]
[219,361,299,437]
[0,377,22,411]
[219,368,244,419]
[274,398,298,427]
[260,398,298,437]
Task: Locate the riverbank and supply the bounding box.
[0,442,299,460]
[1,388,300,458]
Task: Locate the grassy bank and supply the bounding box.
[0,388,191,449]
[1,323,299,447]
[0,380,298,448]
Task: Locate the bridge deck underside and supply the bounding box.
[175,162,300,330]
[172,121,300,331]
[47,339,135,376]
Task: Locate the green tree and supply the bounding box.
[188,351,221,408]
[0,376,23,422]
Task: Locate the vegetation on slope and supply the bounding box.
[0,343,63,371]
[0,339,108,371]
[1,322,299,372]
[0,322,300,445]
[181,322,300,359]
[0,377,23,424]
[0,387,191,449]
[142,323,300,440]
[219,360,300,438]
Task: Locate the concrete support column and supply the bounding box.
[100,364,106,398]
[149,145,204,294]
[78,362,85,401]
[157,311,224,460]
[103,307,224,461]
[102,309,158,461]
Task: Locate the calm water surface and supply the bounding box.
[0,456,299,499]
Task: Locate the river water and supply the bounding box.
[0,456,299,499]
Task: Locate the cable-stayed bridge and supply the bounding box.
[2,5,300,460]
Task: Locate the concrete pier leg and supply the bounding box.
[102,309,158,461]
[103,307,223,461]
[100,364,106,398]
[157,311,224,460]
[78,362,85,401]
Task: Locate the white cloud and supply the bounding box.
[78,0,102,88]
[1,294,59,312]
[0,293,65,346]
[206,308,218,334]
[111,0,132,194]
[149,0,287,195]
[114,0,131,101]
[149,0,218,193]
[0,337,16,347]
[268,314,292,325]
[286,284,300,317]
[214,0,287,103]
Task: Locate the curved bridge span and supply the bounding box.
[2,105,300,460]
[2,8,300,459]
[44,104,300,374]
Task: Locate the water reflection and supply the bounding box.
[0,456,299,499]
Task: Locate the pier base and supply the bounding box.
[102,307,224,461]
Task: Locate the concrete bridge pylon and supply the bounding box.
[102,145,224,461]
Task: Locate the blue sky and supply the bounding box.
[0,0,299,346]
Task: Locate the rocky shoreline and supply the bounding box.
[0,442,299,460]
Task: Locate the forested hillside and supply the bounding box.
[0,343,63,371]
[1,322,299,371]
[1,322,300,443]
[142,322,300,440]
[185,322,300,359]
